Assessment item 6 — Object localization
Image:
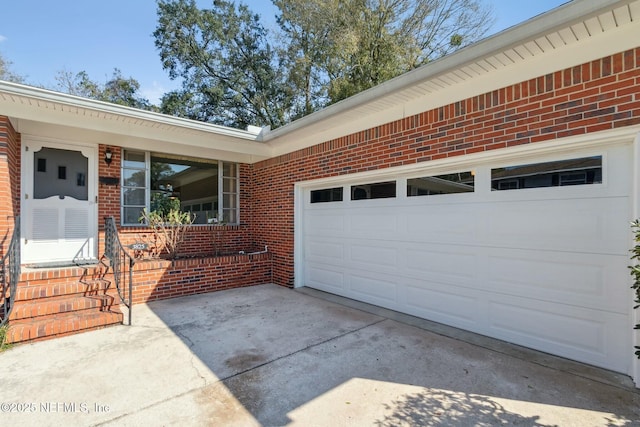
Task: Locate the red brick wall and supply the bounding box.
[116,224,258,258]
[98,145,121,225]
[0,116,20,256]
[123,252,272,304]
[251,48,640,288]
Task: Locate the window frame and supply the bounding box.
[120,149,239,226]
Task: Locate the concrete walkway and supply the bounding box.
[0,284,638,426]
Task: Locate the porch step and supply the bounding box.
[4,264,124,344]
[9,293,117,321]
[14,279,113,301]
[5,310,123,344]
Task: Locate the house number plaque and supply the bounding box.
[128,242,148,251]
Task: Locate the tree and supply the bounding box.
[54,68,155,110]
[276,0,495,104]
[153,0,494,128]
[273,0,342,118]
[154,0,292,129]
[0,52,25,83]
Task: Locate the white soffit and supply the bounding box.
[266,0,640,157]
[0,82,270,162]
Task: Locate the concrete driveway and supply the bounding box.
[1,283,638,426]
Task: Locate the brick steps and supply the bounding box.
[5,266,124,344]
[14,279,112,301]
[5,310,123,343]
[9,293,118,321]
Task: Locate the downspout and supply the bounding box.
[633,131,640,388]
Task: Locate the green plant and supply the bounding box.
[139,207,194,259]
[629,220,640,358]
[0,324,12,352]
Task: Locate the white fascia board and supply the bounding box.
[265,0,636,155]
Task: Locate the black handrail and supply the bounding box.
[104,217,134,325]
[1,216,20,327]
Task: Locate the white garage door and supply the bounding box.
[300,145,633,374]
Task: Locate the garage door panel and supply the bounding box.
[482,197,629,254]
[349,212,400,241]
[487,298,629,372]
[350,244,398,268]
[306,240,344,262]
[405,211,478,244]
[349,274,398,308]
[404,284,479,327]
[486,251,629,313]
[305,212,345,235]
[404,247,477,284]
[305,265,345,294]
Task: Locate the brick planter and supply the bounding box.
[123,252,273,304]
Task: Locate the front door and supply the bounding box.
[21,140,97,265]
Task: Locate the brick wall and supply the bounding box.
[115,224,258,258]
[251,48,640,288]
[121,252,272,304]
[0,116,20,255]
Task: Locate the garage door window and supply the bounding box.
[351,181,396,200]
[407,172,474,196]
[311,187,343,203]
[491,156,602,190]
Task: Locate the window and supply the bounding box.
[37,158,46,172]
[311,187,343,203]
[122,151,147,224]
[491,156,602,191]
[407,172,474,196]
[222,163,239,224]
[351,181,396,200]
[121,150,239,225]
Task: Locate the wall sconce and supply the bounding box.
[104,148,113,165]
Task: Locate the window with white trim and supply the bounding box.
[121,150,239,225]
[407,171,474,196]
[491,156,602,191]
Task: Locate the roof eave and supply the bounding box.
[263,0,633,143]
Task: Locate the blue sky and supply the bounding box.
[0,0,568,104]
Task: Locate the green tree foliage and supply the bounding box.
[0,52,25,83]
[277,0,494,104]
[154,0,292,129]
[54,68,155,110]
[154,0,494,128]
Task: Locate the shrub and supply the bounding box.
[139,207,195,259]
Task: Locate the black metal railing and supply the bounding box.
[104,216,134,325]
[1,216,20,327]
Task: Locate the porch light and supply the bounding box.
[104,148,113,165]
